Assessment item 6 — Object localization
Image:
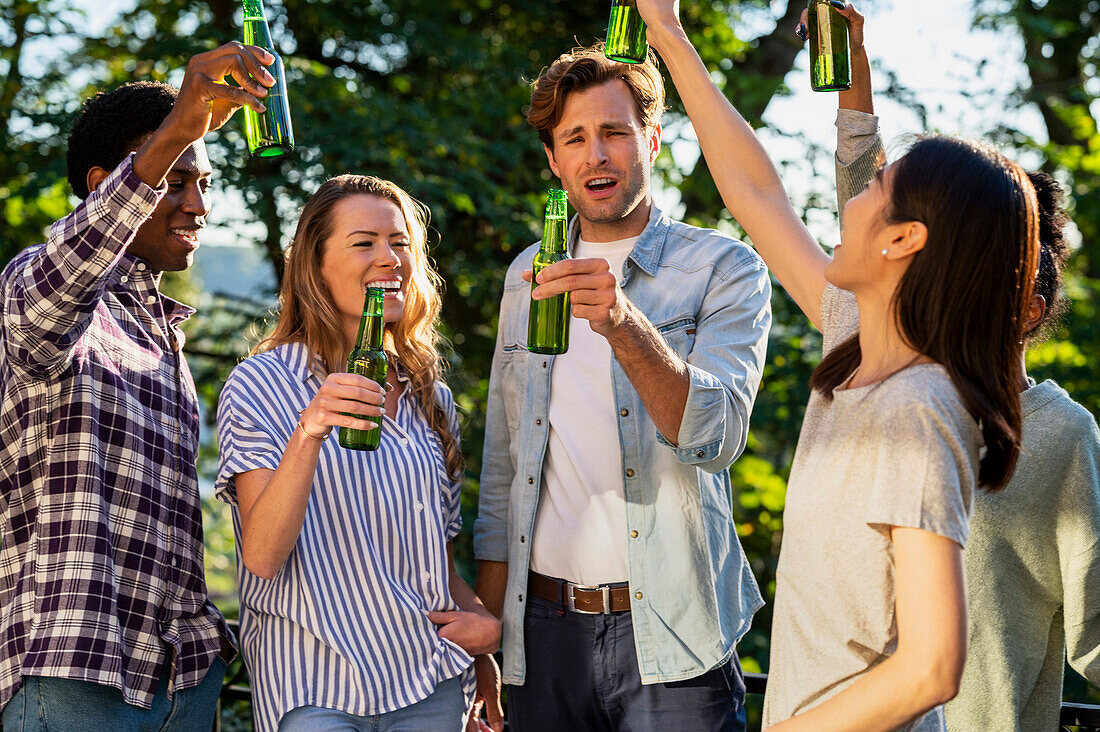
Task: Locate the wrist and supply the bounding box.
[132,121,193,189]
[648,23,691,54]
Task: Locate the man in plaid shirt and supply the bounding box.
[0,43,277,731]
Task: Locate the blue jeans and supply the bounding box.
[278,676,465,732]
[508,595,747,732]
[1,656,227,732]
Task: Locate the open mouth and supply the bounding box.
[586,177,617,193]
[171,228,200,250]
[365,279,402,295]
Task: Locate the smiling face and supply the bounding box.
[320,194,412,344]
[126,139,212,272]
[544,80,659,241]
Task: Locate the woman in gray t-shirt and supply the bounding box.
[638,1,1042,729]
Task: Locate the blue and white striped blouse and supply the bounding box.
[215,342,474,732]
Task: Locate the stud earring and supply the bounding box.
[881,249,888,257]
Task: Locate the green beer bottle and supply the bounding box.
[527,190,570,355]
[808,0,851,92]
[339,287,388,451]
[605,0,648,64]
[242,0,294,157]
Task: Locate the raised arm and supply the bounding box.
[2,43,274,376]
[638,0,830,328]
[826,3,887,214]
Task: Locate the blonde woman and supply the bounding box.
[215,175,500,732]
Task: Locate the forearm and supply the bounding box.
[238,429,324,579]
[838,47,872,114]
[475,560,509,620]
[649,29,792,243]
[605,300,690,444]
[767,650,958,731]
[132,122,196,191]
[647,24,829,327]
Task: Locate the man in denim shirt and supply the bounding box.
[472,44,771,732]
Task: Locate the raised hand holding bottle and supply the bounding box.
[242,0,295,156]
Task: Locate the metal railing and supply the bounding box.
[214,623,1100,731]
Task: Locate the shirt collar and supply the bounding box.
[112,253,196,326]
[566,202,670,278]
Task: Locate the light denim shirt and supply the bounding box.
[474,204,771,685]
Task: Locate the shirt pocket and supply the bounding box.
[499,344,527,433]
[654,315,697,360]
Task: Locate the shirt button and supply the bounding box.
[400,438,409,446]
[518,594,524,602]
[620,409,629,417]
[630,530,639,538]
[535,419,542,426]
[137,262,146,271]
[542,361,548,369]
[145,294,156,305]
[416,502,424,511]
[120,276,129,284]
[170,557,178,567]
[520,535,526,543]
[625,469,635,478]
[634,591,643,600]
[528,476,534,485]
[422,571,431,581]
[696,450,706,458]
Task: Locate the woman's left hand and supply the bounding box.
[427,609,502,656]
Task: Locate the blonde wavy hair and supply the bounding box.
[255,174,462,480]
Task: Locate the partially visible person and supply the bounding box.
[823,13,1100,729]
[215,174,499,732]
[0,42,275,732]
[639,0,1042,729]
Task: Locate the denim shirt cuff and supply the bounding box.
[656,363,729,464]
[473,518,509,563]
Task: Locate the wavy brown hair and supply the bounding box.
[811,136,1039,491]
[255,174,462,480]
[527,42,665,149]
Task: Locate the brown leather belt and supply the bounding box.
[528,570,631,614]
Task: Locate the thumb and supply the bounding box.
[426,610,462,625]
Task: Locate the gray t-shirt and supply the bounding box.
[945,379,1100,732]
[762,285,980,730]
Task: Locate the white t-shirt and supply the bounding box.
[529,236,638,586]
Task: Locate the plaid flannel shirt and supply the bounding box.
[0,154,232,710]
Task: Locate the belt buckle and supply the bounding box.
[566,582,610,615]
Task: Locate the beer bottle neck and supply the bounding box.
[242,0,268,21]
[354,292,386,351]
[243,0,275,49]
[540,214,567,254]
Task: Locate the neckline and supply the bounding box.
[833,362,944,399]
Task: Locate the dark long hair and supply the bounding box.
[810,136,1040,490]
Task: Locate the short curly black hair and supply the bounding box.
[66,81,178,199]
[1026,170,1071,343]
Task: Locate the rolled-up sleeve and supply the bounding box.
[835,109,886,215]
[661,252,771,474]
